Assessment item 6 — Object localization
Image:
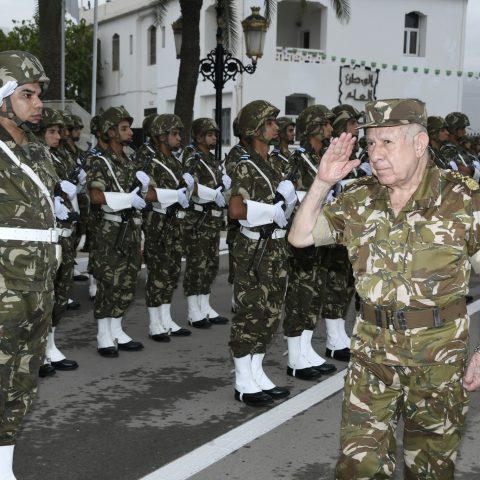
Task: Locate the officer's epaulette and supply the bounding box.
[444,169,479,191]
[342,175,375,193]
[239,153,251,162]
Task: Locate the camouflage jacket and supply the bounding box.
[225,143,247,177]
[429,145,451,170]
[270,146,292,176]
[294,142,319,191]
[440,142,475,169]
[0,129,58,291]
[315,162,480,366]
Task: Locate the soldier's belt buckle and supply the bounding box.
[395,310,407,331]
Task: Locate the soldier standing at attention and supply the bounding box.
[427,115,454,170]
[182,118,230,328]
[228,100,297,406]
[37,108,79,376]
[136,113,192,340]
[289,98,480,479]
[87,106,146,357]
[283,105,336,379]
[0,50,62,478]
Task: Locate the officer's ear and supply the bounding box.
[414,130,429,158]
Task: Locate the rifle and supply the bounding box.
[114,148,155,255]
[158,152,202,248]
[247,147,304,280]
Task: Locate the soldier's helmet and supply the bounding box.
[191,117,219,140]
[296,104,335,140]
[90,115,100,135]
[427,116,447,136]
[61,111,75,130]
[237,100,279,138]
[0,50,50,93]
[100,106,133,133]
[331,104,362,136]
[71,114,84,129]
[276,116,295,133]
[445,112,470,133]
[39,107,65,130]
[232,112,241,138]
[151,113,183,137]
[142,113,158,136]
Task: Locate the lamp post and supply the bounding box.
[173,4,268,161]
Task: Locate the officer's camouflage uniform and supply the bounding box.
[312,99,479,479]
[136,140,185,306]
[229,149,290,356]
[0,131,58,444]
[87,146,142,319]
[182,137,224,298]
[225,142,247,285]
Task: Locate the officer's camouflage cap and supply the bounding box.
[331,104,362,136]
[71,114,84,129]
[100,106,133,133]
[360,99,427,128]
[276,116,295,132]
[61,111,75,129]
[445,112,470,132]
[296,104,334,140]
[427,115,447,134]
[39,107,64,129]
[142,113,158,135]
[191,117,219,139]
[237,100,279,138]
[90,115,100,135]
[0,50,49,92]
[151,113,183,137]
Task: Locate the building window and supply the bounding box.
[112,33,119,71]
[404,12,425,56]
[129,34,133,55]
[285,94,309,116]
[144,108,157,117]
[148,26,157,65]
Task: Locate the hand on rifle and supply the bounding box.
[222,174,232,190]
[182,173,195,192]
[77,168,87,186]
[130,187,146,210]
[276,180,296,205]
[135,170,150,194]
[177,187,189,209]
[273,201,288,228]
[54,196,70,220]
[214,186,226,208]
[60,180,77,200]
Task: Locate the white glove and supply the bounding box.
[214,186,226,208]
[358,162,372,176]
[0,80,18,107]
[54,196,69,220]
[60,180,77,200]
[325,190,335,204]
[135,170,150,193]
[77,168,87,186]
[276,180,296,204]
[449,160,459,171]
[177,187,189,208]
[222,174,232,190]
[273,201,287,228]
[182,173,195,192]
[130,187,146,210]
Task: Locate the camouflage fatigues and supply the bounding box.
[136,143,185,306]
[0,130,58,445]
[440,142,476,171]
[229,149,289,356]
[182,145,224,297]
[313,161,479,478]
[87,147,142,319]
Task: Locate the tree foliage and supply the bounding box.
[0,17,101,111]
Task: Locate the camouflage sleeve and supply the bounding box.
[231,161,254,201]
[87,155,107,192]
[468,190,480,262]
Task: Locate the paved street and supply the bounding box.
[14,250,480,480]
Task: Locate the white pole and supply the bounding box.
[61,0,65,109]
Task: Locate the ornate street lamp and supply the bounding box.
[172,4,268,160]
[172,16,183,60]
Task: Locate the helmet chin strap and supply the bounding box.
[0,96,37,133]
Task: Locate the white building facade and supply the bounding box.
[81,0,473,147]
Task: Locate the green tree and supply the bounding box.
[154,0,350,143]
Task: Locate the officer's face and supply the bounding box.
[367,125,428,188]
[438,127,449,143]
[44,125,61,148]
[167,128,182,150]
[7,82,43,124]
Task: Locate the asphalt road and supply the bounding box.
[13,251,480,480]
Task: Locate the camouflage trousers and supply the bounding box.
[73,193,89,251]
[336,356,468,479]
[229,234,288,357]
[0,288,53,445]
[182,219,220,297]
[86,209,102,275]
[319,244,355,319]
[143,212,184,306]
[226,219,240,284]
[91,221,142,319]
[283,246,323,336]
[52,232,76,327]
